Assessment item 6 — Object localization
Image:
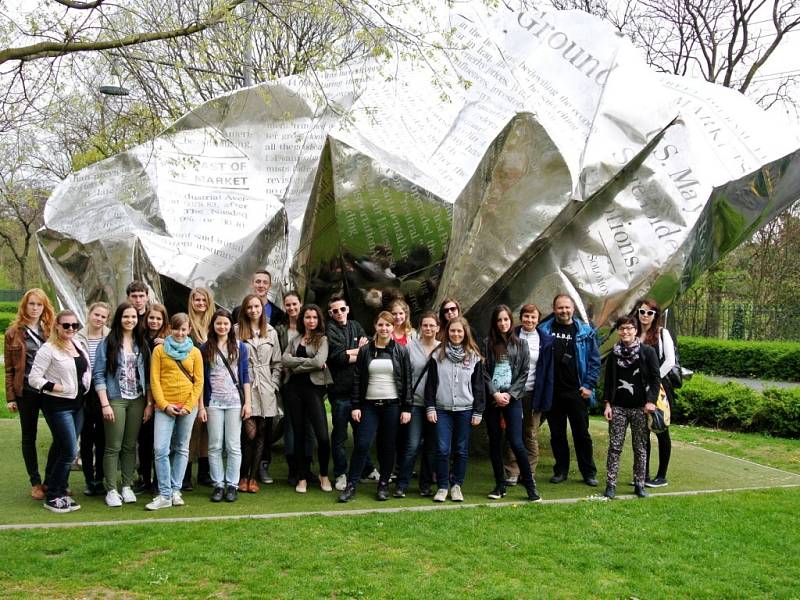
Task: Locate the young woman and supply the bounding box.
[76,301,111,497]
[92,302,151,507]
[147,313,204,510]
[602,315,660,500]
[4,288,56,500]
[338,312,412,503]
[135,303,170,494]
[237,294,282,493]
[281,304,333,493]
[187,287,214,489]
[504,303,554,486]
[436,298,461,341]
[424,316,485,502]
[28,310,91,512]
[635,298,676,487]
[483,305,540,502]
[389,299,417,346]
[394,311,439,498]
[202,309,251,503]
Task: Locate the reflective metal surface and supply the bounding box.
[39,5,800,335]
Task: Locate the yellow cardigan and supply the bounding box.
[150,345,204,411]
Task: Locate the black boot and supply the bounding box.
[634,484,650,498]
[338,483,356,503]
[198,457,213,486]
[258,460,274,484]
[376,482,390,501]
[525,480,541,502]
[604,484,616,499]
[182,464,194,491]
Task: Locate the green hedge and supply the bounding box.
[672,375,800,438]
[679,337,800,381]
[0,302,18,313]
[0,312,15,333]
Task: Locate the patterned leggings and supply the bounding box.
[606,406,648,487]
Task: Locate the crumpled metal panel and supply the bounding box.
[39,4,800,333]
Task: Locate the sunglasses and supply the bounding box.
[59,322,80,330]
[443,306,458,313]
[638,308,656,317]
[329,307,347,314]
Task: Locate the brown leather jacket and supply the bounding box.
[4,324,27,403]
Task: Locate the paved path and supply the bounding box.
[703,375,799,390]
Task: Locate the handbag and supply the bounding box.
[661,328,686,389]
[648,384,671,433]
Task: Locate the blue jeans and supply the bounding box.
[42,406,84,500]
[347,402,400,486]
[485,398,534,487]
[207,405,243,488]
[154,407,198,498]
[397,405,436,490]
[330,392,375,478]
[435,409,472,489]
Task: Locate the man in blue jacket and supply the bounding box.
[538,294,600,486]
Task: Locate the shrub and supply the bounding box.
[0,302,18,313]
[679,337,800,381]
[751,388,800,438]
[0,313,15,333]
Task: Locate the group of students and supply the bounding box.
[4,271,678,513]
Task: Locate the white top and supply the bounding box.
[518,328,540,392]
[366,358,397,400]
[657,327,677,379]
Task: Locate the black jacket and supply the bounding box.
[351,339,412,411]
[326,319,367,396]
[603,344,661,406]
[483,337,530,403]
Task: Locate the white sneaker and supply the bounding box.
[171,491,185,506]
[66,496,82,512]
[105,489,123,507]
[145,495,173,511]
[433,488,448,502]
[335,474,348,491]
[450,484,464,502]
[361,469,380,483]
[120,486,137,503]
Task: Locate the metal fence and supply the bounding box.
[0,289,23,302]
[671,303,800,341]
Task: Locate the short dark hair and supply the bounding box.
[328,293,347,308]
[126,281,148,296]
[519,303,540,318]
[552,293,574,308]
[253,269,272,283]
[615,315,639,333]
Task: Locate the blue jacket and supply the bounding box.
[92,338,148,399]
[201,341,250,406]
[514,325,555,413]
[538,314,601,406]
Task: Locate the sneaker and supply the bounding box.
[376,483,390,501]
[549,473,568,484]
[210,486,225,502]
[66,496,82,511]
[526,488,542,503]
[43,497,72,513]
[504,475,518,487]
[634,484,650,498]
[487,486,507,500]
[338,483,356,503]
[224,486,238,503]
[433,488,448,502]
[419,485,433,497]
[393,486,407,498]
[171,491,185,506]
[335,474,348,491]
[360,469,380,483]
[146,495,173,510]
[105,489,123,507]
[645,477,668,488]
[120,486,137,504]
[450,484,464,502]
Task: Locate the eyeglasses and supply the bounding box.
[638,308,656,317]
[618,325,637,332]
[60,322,80,330]
[329,307,347,314]
[443,305,458,313]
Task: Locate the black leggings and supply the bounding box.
[646,429,671,480]
[18,388,56,486]
[241,416,273,480]
[80,389,105,486]
[286,376,329,479]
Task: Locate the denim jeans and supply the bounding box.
[207,405,243,488]
[485,398,534,487]
[42,405,84,500]
[435,409,472,489]
[330,392,374,478]
[396,405,436,490]
[154,407,198,498]
[103,396,146,491]
[19,388,56,486]
[346,402,400,486]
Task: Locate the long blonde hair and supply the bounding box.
[389,299,413,337]
[49,310,79,351]
[188,287,214,344]
[13,288,55,338]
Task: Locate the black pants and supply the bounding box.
[137,415,155,485]
[347,402,400,487]
[18,388,57,486]
[646,429,671,479]
[548,390,596,479]
[286,376,329,479]
[80,389,105,486]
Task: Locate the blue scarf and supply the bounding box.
[163,335,194,361]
